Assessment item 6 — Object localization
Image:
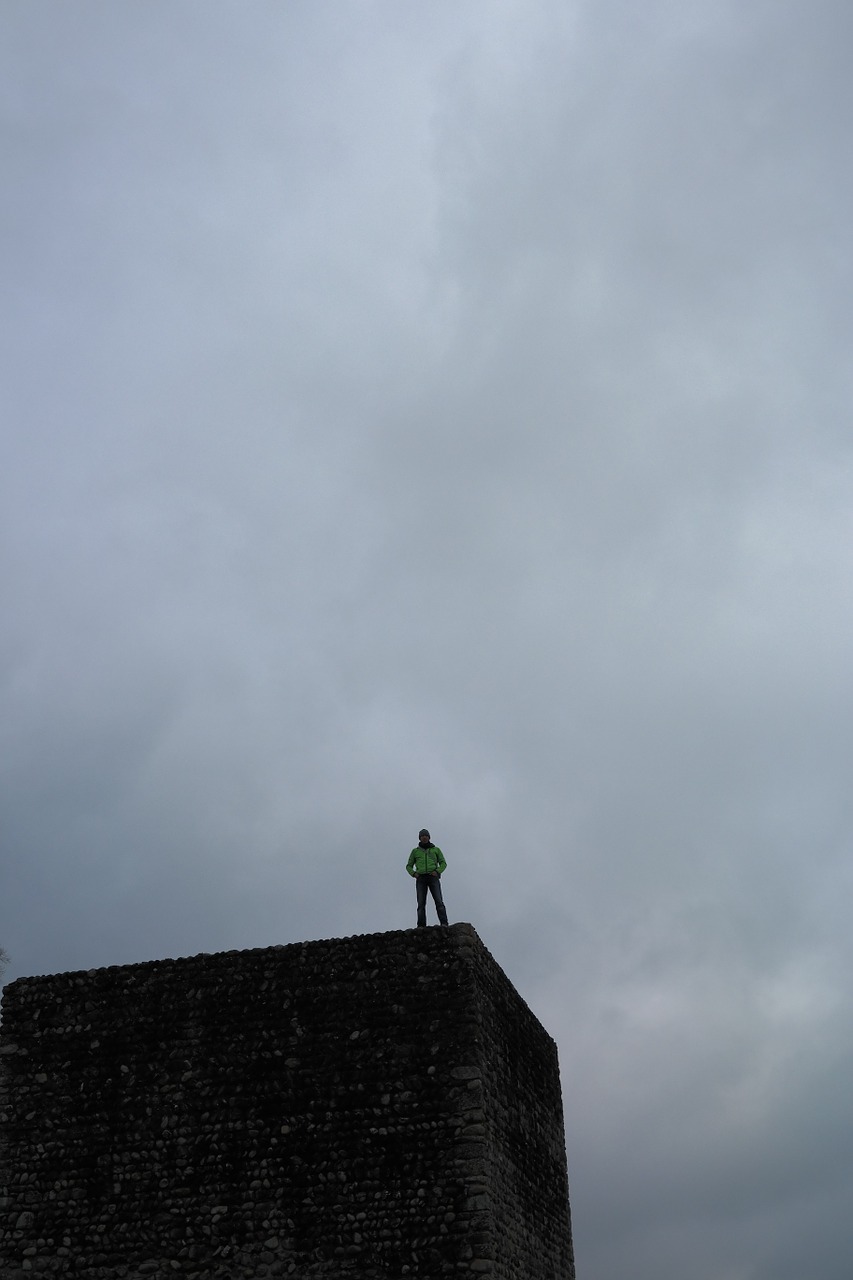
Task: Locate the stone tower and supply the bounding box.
[0,924,575,1278]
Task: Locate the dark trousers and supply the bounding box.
[416,873,448,927]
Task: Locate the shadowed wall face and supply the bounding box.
[0,924,574,1279]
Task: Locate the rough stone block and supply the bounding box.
[0,924,575,1278]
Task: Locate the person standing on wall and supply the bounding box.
[406,828,449,928]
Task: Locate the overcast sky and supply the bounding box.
[3,2,853,1276]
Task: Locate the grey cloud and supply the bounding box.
[3,3,853,1277]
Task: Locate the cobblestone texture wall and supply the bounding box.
[0,923,575,1279]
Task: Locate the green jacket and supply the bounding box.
[406,843,447,876]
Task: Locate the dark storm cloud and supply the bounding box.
[3,3,853,1277]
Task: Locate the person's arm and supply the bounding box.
[434,846,447,875]
[406,849,418,876]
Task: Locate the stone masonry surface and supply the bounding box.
[0,923,575,1279]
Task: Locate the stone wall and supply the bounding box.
[0,924,575,1278]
